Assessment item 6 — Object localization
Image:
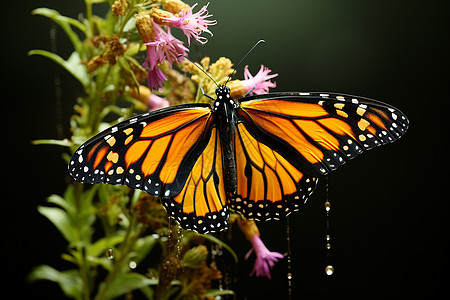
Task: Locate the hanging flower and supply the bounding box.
[144,23,188,70]
[228,65,278,98]
[238,219,284,279]
[159,2,217,45]
[143,23,188,90]
[136,10,188,90]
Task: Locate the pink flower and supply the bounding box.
[161,2,217,45]
[245,234,284,279]
[147,93,169,111]
[143,22,188,89]
[242,65,278,95]
[146,67,167,91]
[145,23,189,69]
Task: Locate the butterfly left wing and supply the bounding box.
[69,104,213,197]
[237,92,409,177]
[69,104,228,233]
[162,126,228,233]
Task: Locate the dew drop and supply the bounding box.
[325,265,334,276]
[287,272,293,280]
[324,201,331,211]
[106,248,115,260]
[129,260,137,269]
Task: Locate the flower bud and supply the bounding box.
[237,219,260,241]
[128,85,152,103]
[151,7,173,26]
[112,0,128,16]
[135,11,155,42]
[161,0,190,14]
[227,80,247,98]
[182,245,208,268]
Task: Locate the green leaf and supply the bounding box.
[32,8,86,52]
[28,265,83,299]
[38,206,76,243]
[88,235,125,257]
[46,194,72,213]
[97,273,158,300]
[28,50,89,88]
[32,138,72,147]
[204,289,235,297]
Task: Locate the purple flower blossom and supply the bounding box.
[143,22,188,90]
[146,67,167,91]
[162,2,217,45]
[245,234,284,279]
[242,65,278,95]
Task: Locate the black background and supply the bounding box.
[2,0,449,299]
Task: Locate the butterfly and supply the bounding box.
[69,86,409,234]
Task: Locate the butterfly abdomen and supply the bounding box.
[213,85,238,198]
[221,125,237,198]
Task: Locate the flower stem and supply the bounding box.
[85,0,93,39]
[95,214,144,300]
[73,182,92,300]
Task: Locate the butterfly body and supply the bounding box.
[213,85,239,198]
[69,88,408,234]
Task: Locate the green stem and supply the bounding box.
[117,2,136,37]
[85,0,93,39]
[95,215,144,300]
[74,182,92,300]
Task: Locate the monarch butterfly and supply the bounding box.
[69,82,409,233]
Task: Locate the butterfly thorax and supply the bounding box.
[212,85,238,198]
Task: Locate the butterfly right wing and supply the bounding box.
[230,121,318,221]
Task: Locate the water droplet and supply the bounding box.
[326,243,331,250]
[326,234,331,241]
[106,248,114,260]
[325,265,334,276]
[129,260,137,269]
[287,272,293,280]
[324,201,331,211]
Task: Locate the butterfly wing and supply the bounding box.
[69,104,228,232]
[237,92,409,176]
[162,126,228,233]
[231,121,318,220]
[230,92,408,220]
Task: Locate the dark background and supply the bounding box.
[3,0,448,299]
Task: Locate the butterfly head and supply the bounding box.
[215,85,231,99]
[213,85,239,111]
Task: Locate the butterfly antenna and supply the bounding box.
[225,39,265,86]
[178,54,219,88]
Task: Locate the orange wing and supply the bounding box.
[230,122,318,220]
[69,104,229,233]
[161,127,228,233]
[237,92,409,177]
[229,92,408,220]
[69,104,215,198]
